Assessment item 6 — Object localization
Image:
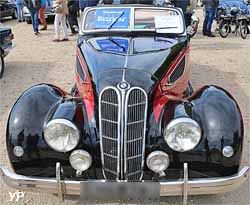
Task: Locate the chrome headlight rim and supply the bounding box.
[69,149,92,172]
[164,117,201,152]
[44,118,80,152]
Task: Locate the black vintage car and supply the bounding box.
[0,24,14,78]
[0,0,17,20]
[0,4,249,204]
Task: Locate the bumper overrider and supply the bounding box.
[0,163,249,204]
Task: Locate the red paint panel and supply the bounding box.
[153,47,190,123]
[75,48,95,122]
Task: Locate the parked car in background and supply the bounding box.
[0,24,14,78]
[0,0,17,21]
[23,0,54,24]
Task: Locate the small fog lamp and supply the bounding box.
[146,151,169,176]
[69,150,92,172]
[13,146,24,157]
[222,146,234,158]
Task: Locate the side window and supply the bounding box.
[169,57,185,84]
[76,56,85,82]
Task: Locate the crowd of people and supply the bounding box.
[13,0,99,40]
[12,0,221,40]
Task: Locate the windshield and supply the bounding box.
[82,6,185,34]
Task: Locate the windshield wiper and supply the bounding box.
[108,12,125,30]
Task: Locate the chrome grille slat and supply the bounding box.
[104,153,118,158]
[127,119,144,125]
[101,118,118,124]
[101,100,119,106]
[103,135,118,141]
[128,101,146,107]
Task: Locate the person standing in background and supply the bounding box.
[24,0,41,35]
[79,0,98,12]
[67,0,79,35]
[39,0,47,30]
[16,0,24,22]
[202,0,219,37]
[170,0,194,27]
[52,0,69,41]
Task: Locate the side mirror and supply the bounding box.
[186,26,194,39]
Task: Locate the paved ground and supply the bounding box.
[0,9,249,205]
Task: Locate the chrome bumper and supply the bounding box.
[0,163,249,204]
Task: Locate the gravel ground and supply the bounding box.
[0,9,249,205]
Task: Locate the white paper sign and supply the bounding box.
[154,15,182,33]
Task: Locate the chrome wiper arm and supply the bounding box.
[108,12,125,30]
[156,26,178,30]
[108,37,126,52]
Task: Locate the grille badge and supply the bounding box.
[118,82,130,90]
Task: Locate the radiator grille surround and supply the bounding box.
[99,87,121,180]
[99,85,147,181]
[124,87,147,181]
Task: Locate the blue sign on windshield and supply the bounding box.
[94,8,130,29]
[96,38,129,53]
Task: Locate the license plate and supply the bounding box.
[80,181,160,204]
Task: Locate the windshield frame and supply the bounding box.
[81,5,186,35]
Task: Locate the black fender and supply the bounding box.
[6,84,93,177]
[158,85,243,177]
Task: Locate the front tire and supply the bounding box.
[219,19,230,38]
[240,20,248,39]
[0,55,5,79]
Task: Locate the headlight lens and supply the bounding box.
[44,119,80,152]
[70,149,92,171]
[164,118,201,152]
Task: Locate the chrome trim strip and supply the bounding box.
[0,166,249,197]
[99,87,121,180]
[124,87,148,180]
[183,163,188,205]
[118,84,127,180]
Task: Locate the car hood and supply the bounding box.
[79,35,187,94]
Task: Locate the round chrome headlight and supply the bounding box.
[69,149,92,171]
[44,119,80,152]
[164,118,201,152]
[146,151,170,174]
